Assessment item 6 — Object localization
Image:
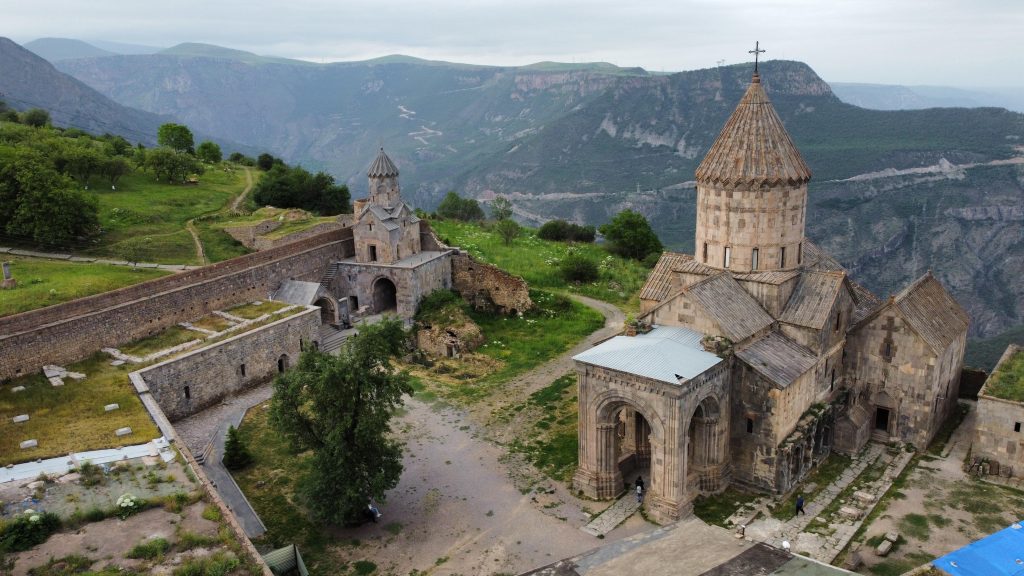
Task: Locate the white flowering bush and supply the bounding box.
[0,509,60,551]
[116,493,142,519]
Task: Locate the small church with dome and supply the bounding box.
[572,70,969,524]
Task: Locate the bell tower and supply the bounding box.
[366,147,401,209]
[693,67,812,272]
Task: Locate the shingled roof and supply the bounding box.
[639,252,715,302]
[685,272,774,342]
[779,270,846,329]
[892,272,969,354]
[695,73,812,188]
[736,331,818,389]
[367,147,399,178]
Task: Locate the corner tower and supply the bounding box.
[694,72,811,272]
[367,147,401,209]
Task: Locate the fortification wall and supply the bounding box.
[0,230,349,380]
[451,253,532,314]
[136,308,319,421]
[252,221,345,251]
[223,219,282,247]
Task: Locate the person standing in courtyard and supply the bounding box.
[635,476,645,503]
[796,494,806,516]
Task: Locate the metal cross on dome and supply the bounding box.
[749,41,766,73]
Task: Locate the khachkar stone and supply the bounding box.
[1,261,15,289]
[693,72,812,273]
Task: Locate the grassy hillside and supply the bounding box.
[429,219,649,309]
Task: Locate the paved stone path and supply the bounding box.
[581,492,642,536]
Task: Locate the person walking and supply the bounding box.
[635,476,645,503]
[795,494,806,516]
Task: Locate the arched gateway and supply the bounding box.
[573,326,730,524]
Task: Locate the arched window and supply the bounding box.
[724,246,732,268]
[751,248,759,271]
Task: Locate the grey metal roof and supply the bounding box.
[367,148,399,178]
[686,273,774,342]
[736,331,817,389]
[573,325,722,384]
[273,280,324,306]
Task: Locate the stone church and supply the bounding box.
[572,71,969,524]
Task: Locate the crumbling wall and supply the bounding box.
[451,253,532,315]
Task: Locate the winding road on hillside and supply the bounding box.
[186,166,255,265]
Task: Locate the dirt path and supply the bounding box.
[184,219,206,265]
[230,166,254,213]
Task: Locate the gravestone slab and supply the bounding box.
[48,377,64,387]
[104,403,120,412]
[115,427,132,437]
[12,414,29,423]
[43,365,65,378]
[885,531,899,542]
[853,490,875,504]
[110,360,126,367]
[876,539,893,556]
[20,439,38,449]
[67,372,87,380]
[11,386,25,393]
[839,506,862,520]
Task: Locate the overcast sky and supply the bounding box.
[5,0,1022,87]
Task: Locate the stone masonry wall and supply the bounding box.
[137,307,320,421]
[0,230,346,381]
[451,253,532,314]
[972,346,1024,475]
[252,221,345,251]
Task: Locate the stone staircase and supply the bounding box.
[581,492,642,537]
[319,262,339,288]
[319,324,352,354]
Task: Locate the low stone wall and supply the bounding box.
[451,253,532,314]
[223,219,283,248]
[0,230,348,381]
[134,307,319,422]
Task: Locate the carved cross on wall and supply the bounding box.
[749,41,766,73]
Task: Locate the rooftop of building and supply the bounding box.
[981,345,1024,402]
[367,147,399,178]
[572,325,722,385]
[338,249,450,269]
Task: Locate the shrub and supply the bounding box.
[115,493,143,520]
[173,553,239,576]
[201,505,222,522]
[436,191,484,221]
[127,537,170,560]
[559,252,600,283]
[537,219,596,243]
[416,289,462,319]
[222,425,253,471]
[0,510,61,552]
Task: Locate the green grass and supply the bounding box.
[868,552,935,576]
[0,353,160,465]
[191,314,235,333]
[232,403,330,574]
[127,537,171,559]
[85,169,247,264]
[226,300,290,320]
[984,350,1024,401]
[430,219,649,309]
[0,256,169,317]
[899,513,931,540]
[119,325,204,358]
[193,221,251,263]
[262,216,338,239]
[692,488,760,527]
[770,452,853,520]
[508,374,581,481]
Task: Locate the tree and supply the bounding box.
[436,191,484,221]
[252,163,350,215]
[598,209,663,261]
[0,148,99,245]
[132,145,147,171]
[222,424,253,470]
[157,123,194,154]
[146,147,201,183]
[494,218,520,246]
[538,219,596,243]
[20,108,50,128]
[64,145,104,189]
[103,156,132,190]
[270,318,412,525]
[196,141,222,163]
[560,251,600,283]
[117,236,150,268]
[256,153,276,171]
[490,195,513,220]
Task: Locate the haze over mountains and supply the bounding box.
[4,37,1024,350]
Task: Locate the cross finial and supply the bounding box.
[749,41,766,73]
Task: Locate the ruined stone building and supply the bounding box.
[573,71,969,523]
[972,345,1024,476]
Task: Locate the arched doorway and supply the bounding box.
[314,297,337,325]
[278,354,290,373]
[686,397,726,495]
[373,277,397,313]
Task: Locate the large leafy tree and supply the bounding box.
[598,209,663,261]
[146,147,201,183]
[436,191,484,221]
[269,318,412,525]
[253,163,350,215]
[196,141,222,163]
[0,148,99,245]
[157,123,195,154]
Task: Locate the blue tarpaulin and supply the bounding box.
[934,521,1024,576]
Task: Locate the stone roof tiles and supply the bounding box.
[736,331,818,389]
[779,270,846,329]
[639,252,716,302]
[686,272,774,342]
[893,272,969,353]
[695,73,812,189]
[367,148,399,178]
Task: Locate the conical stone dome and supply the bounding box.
[367,148,399,178]
[695,73,811,188]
